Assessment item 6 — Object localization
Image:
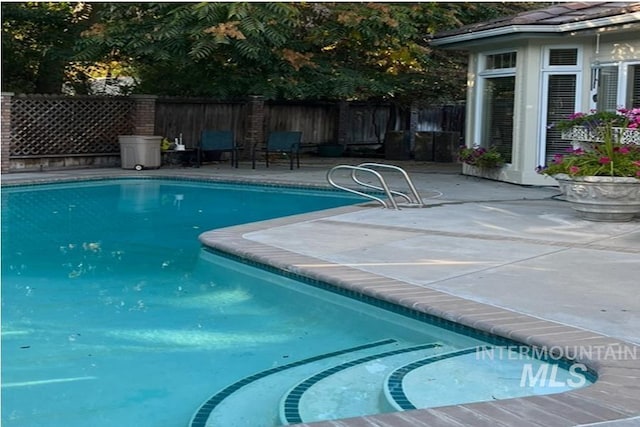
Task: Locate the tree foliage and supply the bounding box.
[4,2,543,102]
[1,2,94,93]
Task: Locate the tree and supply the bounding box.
[3,2,542,100]
[1,2,94,93]
[77,2,541,103]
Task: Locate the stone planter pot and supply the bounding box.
[462,164,504,181]
[554,174,640,222]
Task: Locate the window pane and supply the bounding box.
[596,66,618,112]
[549,49,578,66]
[545,74,577,163]
[486,52,516,70]
[481,76,514,162]
[628,64,640,108]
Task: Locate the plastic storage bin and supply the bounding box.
[118,135,162,170]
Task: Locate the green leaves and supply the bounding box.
[5,2,542,101]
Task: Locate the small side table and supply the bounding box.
[162,149,196,167]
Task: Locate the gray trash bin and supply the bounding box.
[118,135,162,170]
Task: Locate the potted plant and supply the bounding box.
[458,145,505,169]
[538,108,640,221]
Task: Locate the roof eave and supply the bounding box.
[430,11,640,48]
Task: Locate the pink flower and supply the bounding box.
[569,166,581,174]
[632,161,640,167]
[619,146,631,154]
[599,157,611,164]
[553,154,564,163]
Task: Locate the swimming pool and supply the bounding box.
[1,179,592,427]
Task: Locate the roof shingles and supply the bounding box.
[432,2,640,40]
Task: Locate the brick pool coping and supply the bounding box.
[199,205,640,427]
[5,172,640,426]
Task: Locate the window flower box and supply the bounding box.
[561,126,640,145]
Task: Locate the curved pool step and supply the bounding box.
[189,339,402,427]
[279,342,447,425]
[385,345,585,411]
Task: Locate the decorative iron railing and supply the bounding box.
[561,126,640,145]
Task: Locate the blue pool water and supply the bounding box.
[1,179,592,427]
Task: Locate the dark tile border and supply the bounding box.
[190,339,397,427]
[282,343,443,424]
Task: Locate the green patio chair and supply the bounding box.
[252,131,302,170]
[197,130,238,168]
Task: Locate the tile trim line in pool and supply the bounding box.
[385,346,487,411]
[189,339,396,427]
[201,248,598,380]
[281,342,443,424]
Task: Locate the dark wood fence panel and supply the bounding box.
[347,103,392,146]
[265,102,338,146]
[418,104,466,135]
[155,98,247,148]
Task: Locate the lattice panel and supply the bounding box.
[10,96,134,156]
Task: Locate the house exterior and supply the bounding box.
[431,2,640,185]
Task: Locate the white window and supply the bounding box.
[592,62,640,111]
[540,47,582,165]
[476,51,517,163]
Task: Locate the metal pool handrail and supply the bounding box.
[327,163,425,209]
[327,164,398,209]
[352,162,425,208]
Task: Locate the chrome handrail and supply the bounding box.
[352,162,425,207]
[327,165,399,209]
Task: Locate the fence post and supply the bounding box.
[1,93,13,174]
[409,102,418,153]
[130,94,158,135]
[245,95,265,160]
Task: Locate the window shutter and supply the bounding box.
[545,74,577,163]
[549,49,578,66]
[630,65,640,108]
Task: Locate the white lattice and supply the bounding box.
[561,126,640,145]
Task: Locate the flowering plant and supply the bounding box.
[538,108,640,178]
[458,145,504,168]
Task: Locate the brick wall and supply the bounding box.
[1,93,13,174]
[130,95,158,135]
[245,96,265,159]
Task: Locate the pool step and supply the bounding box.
[384,345,581,411]
[192,344,592,427]
[189,339,405,427]
[279,342,449,425]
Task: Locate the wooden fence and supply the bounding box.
[2,93,464,172]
